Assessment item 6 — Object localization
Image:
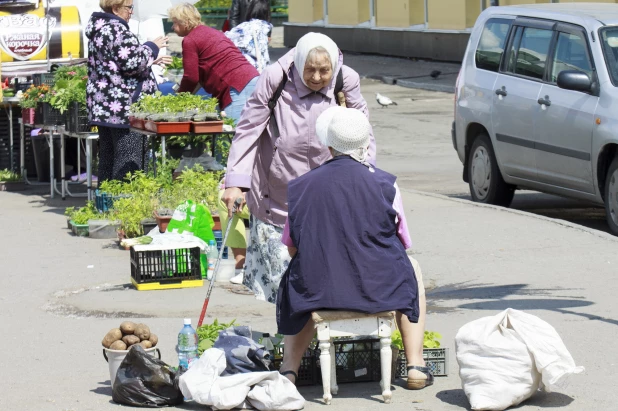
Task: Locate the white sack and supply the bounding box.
[455,308,584,411]
[179,348,305,411]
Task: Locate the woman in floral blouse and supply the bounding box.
[225,0,273,74]
[86,0,168,182]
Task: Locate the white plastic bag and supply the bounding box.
[455,308,584,411]
[179,348,305,411]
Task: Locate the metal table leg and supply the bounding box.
[19,118,25,178]
[161,135,166,166]
[87,137,93,201]
[61,130,66,200]
[8,102,14,171]
[48,130,54,198]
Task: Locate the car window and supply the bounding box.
[599,27,618,86]
[550,32,593,82]
[514,27,553,80]
[475,19,512,72]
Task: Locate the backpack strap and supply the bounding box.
[335,69,345,107]
[268,71,288,138]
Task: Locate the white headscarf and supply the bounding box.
[293,32,339,88]
[316,106,373,170]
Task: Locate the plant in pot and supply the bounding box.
[152,191,180,233]
[0,168,24,191]
[48,65,88,132]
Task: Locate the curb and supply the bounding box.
[403,188,618,243]
[367,75,455,93]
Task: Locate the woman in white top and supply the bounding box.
[225,0,272,73]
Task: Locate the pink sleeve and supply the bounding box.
[281,217,294,247]
[392,182,412,249]
[225,64,283,189]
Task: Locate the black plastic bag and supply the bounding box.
[112,345,184,407]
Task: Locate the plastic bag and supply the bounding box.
[166,200,216,277]
[213,326,271,375]
[455,308,584,411]
[112,345,184,407]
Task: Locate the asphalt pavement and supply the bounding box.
[0,29,614,411]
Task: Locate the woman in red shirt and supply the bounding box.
[168,3,259,121]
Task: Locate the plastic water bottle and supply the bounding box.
[177,318,198,371]
[207,240,217,280]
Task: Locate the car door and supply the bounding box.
[534,24,598,193]
[492,19,554,181]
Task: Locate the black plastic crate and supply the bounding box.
[65,102,90,134]
[331,339,382,383]
[35,103,65,126]
[396,348,448,377]
[32,73,55,87]
[130,245,202,289]
[272,348,320,386]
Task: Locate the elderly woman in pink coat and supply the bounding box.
[222,32,375,300]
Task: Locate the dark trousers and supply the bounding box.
[97,126,145,182]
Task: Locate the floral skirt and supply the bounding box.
[243,216,291,303]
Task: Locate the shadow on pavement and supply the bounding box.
[448,191,610,234]
[436,389,574,410]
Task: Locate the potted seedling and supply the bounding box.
[0,169,24,192]
[192,97,224,133]
[153,192,179,233]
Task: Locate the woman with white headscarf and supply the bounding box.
[222,32,376,300]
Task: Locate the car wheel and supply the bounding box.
[604,157,618,235]
[468,133,515,207]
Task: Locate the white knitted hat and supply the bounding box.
[316,107,370,154]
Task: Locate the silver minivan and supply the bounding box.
[454,4,618,235]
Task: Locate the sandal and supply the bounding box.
[280,370,298,384]
[406,365,434,390]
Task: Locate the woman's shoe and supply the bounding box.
[406,365,434,390]
[280,370,298,385]
[230,269,244,285]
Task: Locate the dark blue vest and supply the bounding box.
[277,156,419,335]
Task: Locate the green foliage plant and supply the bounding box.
[66,201,102,225]
[0,169,21,182]
[391,330,442,350]
[48,65,88,113]
[196,318,236,355]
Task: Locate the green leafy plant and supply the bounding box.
[169,56,183,70]
[391,330,442,350]
[48,64,88,113]
[196,318,236,355]
[0,169,21,182]
[66,201,102,225]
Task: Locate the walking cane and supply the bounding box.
[197,197,243,327]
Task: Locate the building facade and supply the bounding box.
[284,0,617,62]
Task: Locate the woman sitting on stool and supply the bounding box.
[277,107,433,390]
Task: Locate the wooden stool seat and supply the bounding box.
[311,310,396,405]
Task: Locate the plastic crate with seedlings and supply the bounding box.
[272,347,320,386]
[130,243,203,291]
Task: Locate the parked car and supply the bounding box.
[454,3,618,235]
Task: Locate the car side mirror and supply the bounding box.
[557,70,592,93]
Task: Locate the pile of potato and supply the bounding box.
[102,321,158,351]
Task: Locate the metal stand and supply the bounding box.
[59,126,99,201]
[3,97,21,172]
